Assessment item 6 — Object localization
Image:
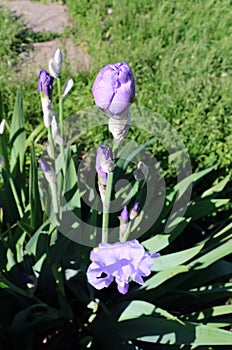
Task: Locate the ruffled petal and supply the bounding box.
[87,262,114,290]
[87,240,159,294]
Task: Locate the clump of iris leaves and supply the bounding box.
[0,58,231,350]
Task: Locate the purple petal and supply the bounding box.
[87,262,114,290]
[95,145,104,171]
[120,206,129,223]
[132,202,139,213]
[109,83,133,115]
[38,70,54,99]
[132,274,144,285]
[150,252,161,258]
[116,280,129,294]
[130,202,140,220]
[92,65,113,93]
[39,158,50,173]
[92,70,116,110]
[132,252,154,284]
[87,240,157,294]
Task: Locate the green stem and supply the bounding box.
[57,78,63,139]
[120,221,132,242]
[112,142,119,160]
[102,172,114,243]
[57,77,66,186]
[47,126,60,220]
[48,126,55,161]
[50,180,59,216]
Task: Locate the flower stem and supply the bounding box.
[47,126,60,219]
[102,172,114,243]
[48,126,55,160]
[57,78,63,139]
[112,142,119,160]
[120,222,132,242]
[57,77,66,186]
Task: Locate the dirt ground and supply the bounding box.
[0,0,91,77]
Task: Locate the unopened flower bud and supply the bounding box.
[120,205,129,223]
[38,70,54,127]
[0,119,5,135]
[54,48,62,72]
[133,161,148,181]
[119,205,129,241]
[38,70,54,99]
[92,61,135,117]
[100,157,115,173]
[49,48,63,78]
[95,144,115,202]
[62,78,74,100]
[96,145,115,182]
[129,202,139,220]
[39,158,56,184]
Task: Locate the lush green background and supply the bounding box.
[0,0,232,173]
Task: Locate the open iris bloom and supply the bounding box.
[87,240,160,294]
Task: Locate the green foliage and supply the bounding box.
[0,2,231,348]
[0,84,231,347]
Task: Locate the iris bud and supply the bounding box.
[92,61,135,117]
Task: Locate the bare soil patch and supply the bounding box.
[0,0,91,78]
[20,39,92,78]
[1,0,72,33]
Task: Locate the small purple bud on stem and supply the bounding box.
[39,158,51,173]
[38,70,54,99]
[129,202,139,220]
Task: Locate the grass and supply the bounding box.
[0,0,231,174]
[66,0,232,172]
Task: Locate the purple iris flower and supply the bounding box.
[92,61,135,116]
[38,70,54,99]
[87,240,159,294]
